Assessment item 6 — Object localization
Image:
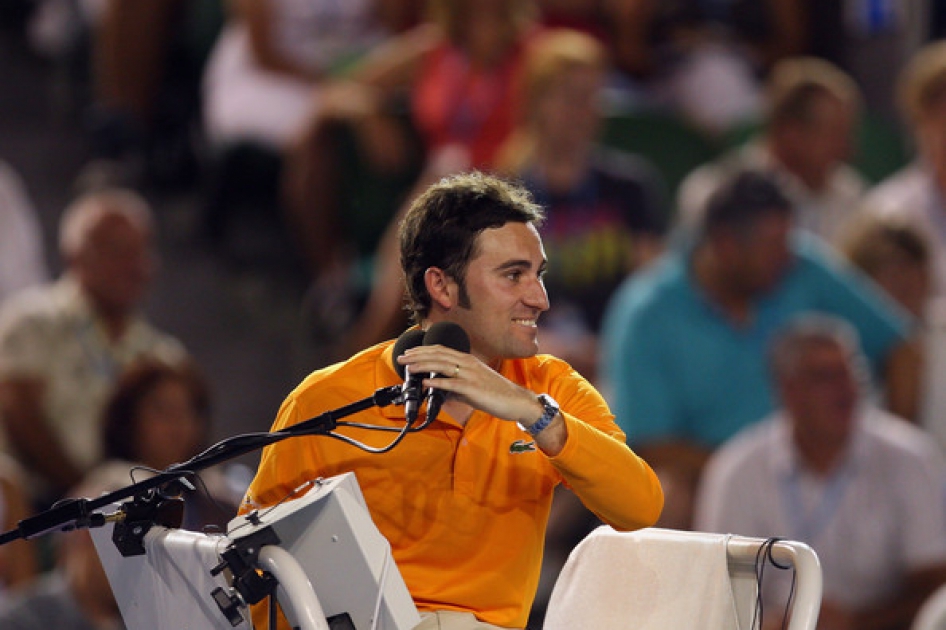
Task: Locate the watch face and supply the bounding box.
[539,394,559,414]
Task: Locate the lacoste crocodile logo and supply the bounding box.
[509,439,537,454]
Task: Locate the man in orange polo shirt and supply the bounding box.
[241,171,664,629]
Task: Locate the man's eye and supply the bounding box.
[507,270,522,281]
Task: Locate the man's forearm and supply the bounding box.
[5,414,83,493]
[551,418,664,531]
[0,381,83,494]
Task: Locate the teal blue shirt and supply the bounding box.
[600,233,911,449]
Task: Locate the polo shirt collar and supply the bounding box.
[376,339,410,421]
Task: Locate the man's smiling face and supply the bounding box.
[448,221,550,366]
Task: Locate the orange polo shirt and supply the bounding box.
[241,340,663,628]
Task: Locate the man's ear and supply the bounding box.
[424,267,455,311]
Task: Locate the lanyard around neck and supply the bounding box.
[779,459,853,544]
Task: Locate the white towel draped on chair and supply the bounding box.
[543,526,740,630]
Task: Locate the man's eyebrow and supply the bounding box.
[494,259,548,273]
[495,259,531,271]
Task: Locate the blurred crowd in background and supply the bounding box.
[3,0,946,628]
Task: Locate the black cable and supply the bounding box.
[180,414,420,469]
[762,538,796,630]
[268,591,277,630]
[322,419,415,454]
[751,539,771,630]
[751,537,797,630]
[187,432,276,463]
[335,410,439,435]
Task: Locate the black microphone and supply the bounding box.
[391,328,427,424]
[422,322,471,425]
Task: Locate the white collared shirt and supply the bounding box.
[695,408,946,610]
[0,276,185,491]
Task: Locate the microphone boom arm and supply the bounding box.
[0,384,405,547]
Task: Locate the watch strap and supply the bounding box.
[525,394,559,437]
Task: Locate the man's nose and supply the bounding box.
[525,277,550,311]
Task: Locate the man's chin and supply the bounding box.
[515,339,540,358]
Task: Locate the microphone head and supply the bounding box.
[391,328,426,379]
[423,322,471,354]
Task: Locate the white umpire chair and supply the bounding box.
[90,472,421,630]
[543,526,822,630]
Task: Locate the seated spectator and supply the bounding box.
[867,41,946,298]
[0,159,47,308]
[841,214,932,321]
[0,188,186,507]
[283,0,539,328]
[599,0,805,134]
[803,0,928,120]
[31,0,211,188]
[677,56,865,245]
[695,313,946,630]
[0,467,130,630]
[202,0,417,153]
[200,0,421,248]
[90,0,187,181]
[331,28,668,372]
[99,359,241,531]
[840,214,946,448]
[495,28,666,380]
[599,169,916,529]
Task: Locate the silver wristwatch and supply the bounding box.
[522,394,559,437]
